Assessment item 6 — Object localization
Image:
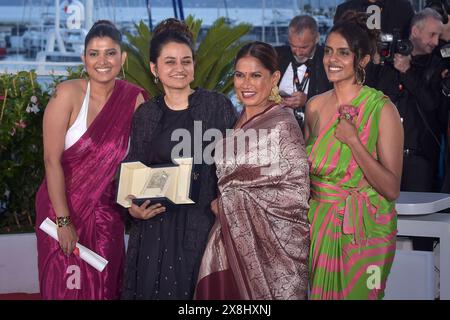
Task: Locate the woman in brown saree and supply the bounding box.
[195,41,310,300]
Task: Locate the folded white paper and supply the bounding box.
[39,217,108,272]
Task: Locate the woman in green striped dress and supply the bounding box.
[304,11,404,299]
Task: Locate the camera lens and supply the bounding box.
[396,39,413,56]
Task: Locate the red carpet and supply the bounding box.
[0,293,41,300]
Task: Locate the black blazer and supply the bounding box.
[275,44,332,100]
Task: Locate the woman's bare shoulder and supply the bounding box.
[46,79,87,115]
[379,100,401,121]
[53,79,87,99]
[307,89,334,111]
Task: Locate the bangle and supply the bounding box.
[56,216,71,228]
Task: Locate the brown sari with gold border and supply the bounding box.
[195,104,310,300]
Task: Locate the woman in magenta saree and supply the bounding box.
[304,13,404,299]
[35,21,147,299]
[195,42,310,300]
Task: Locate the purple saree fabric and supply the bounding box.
[196,104,310,300]
[35,80,147,300]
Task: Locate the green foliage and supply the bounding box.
[0,71,49,232]
[0,67,84,233]
[122,15,251,97]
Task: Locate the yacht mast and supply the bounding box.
[224,0,230,23]
[86,0,94,30]
[261,0,266,42]
[47,0,66,53]
[172,0,178,18]
[271,0,279,45]
[113,0,116,24]
[298,0,304,13]
[177,0,185,20]
[146,0,153,30]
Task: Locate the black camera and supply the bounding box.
[440,43,450,96]
[378,30,413,65]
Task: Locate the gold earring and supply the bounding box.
[356,66,366,85]
[268,85,282,104]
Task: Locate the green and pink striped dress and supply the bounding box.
[306,86,397,300]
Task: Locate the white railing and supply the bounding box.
[0,60,82,76]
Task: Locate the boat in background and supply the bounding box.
[34,0,87,63]
[0,1,334,75]
[0,0,89,75]
[35,27,87,63]
[0,35,6,59]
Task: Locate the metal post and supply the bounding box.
[172,0,178,19]
[177,0,185,20]
[113,0,116,24]
[146,0,153,31]
[272,0,279,45]
[224,0,230,23]
[262,0,266,42]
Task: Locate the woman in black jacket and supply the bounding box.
[121,18,237,300]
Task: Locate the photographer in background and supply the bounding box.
[376,9,444,194]
[334,1,415,87]
[429,0,450,193]
[375,9,446,251]
[429,0,450,75]
[275,15,332,129]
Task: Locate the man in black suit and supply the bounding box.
[334,0,414,38]
[275,15,331,128]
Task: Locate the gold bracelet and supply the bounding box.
[56,216,71,228]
